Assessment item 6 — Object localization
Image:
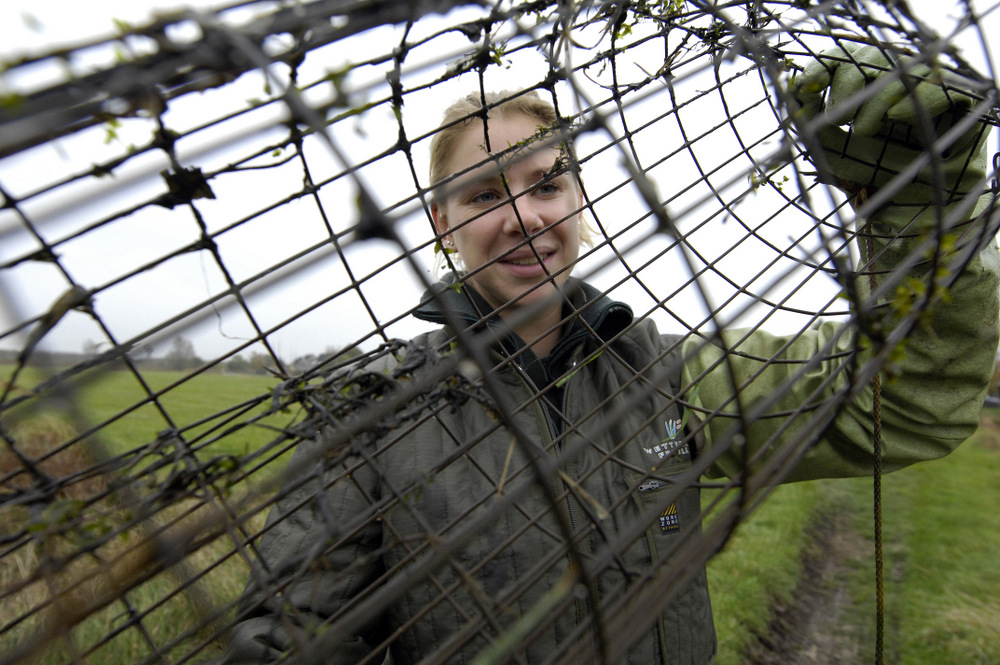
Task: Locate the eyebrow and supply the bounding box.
[462,160,565,184]
[447,154,573,201]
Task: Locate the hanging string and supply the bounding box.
[865,221,886,665]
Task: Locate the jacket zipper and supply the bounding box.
[546,355,592,631]
[513,351,589,632]
[555,357,579,529]
[519,356,578,529]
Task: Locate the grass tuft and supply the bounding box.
[0,415,107,500]
[919,592,1000,664]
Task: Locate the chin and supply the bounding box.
[511,281,563,307]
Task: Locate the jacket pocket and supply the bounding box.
[623,470,689,538]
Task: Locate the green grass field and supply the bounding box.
[708,410,1000,664]
[707,480,824,660]
[867,410,1000,664]
[1,366,290,665]
[12,366,285,454]
[3,366,998,664]
[2,365,299,487]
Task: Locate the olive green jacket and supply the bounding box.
[224,227,999,665]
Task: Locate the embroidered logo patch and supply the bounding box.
[659,502,680,534]
[642,419,689,464]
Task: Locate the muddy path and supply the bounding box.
[742,507,874,665]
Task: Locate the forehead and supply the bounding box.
[446,113,561,176]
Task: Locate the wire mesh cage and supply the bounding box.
[1,1,999,664]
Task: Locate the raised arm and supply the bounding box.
[682,43,1000,482]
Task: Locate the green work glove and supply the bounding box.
[790,43,992,224]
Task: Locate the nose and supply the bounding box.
[503,193,546,237]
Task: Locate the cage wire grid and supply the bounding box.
[0,0,999,663]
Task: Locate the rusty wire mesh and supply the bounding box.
[1,1,999,664]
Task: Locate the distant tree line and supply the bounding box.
[0,335,362,377]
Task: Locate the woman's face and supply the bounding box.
[432,113,582,314]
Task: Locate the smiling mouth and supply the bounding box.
[502,252,552,266]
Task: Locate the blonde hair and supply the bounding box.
[428,89,596,251]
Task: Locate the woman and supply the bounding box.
[224,48,999,665]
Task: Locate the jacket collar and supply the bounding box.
[413,275,633,364]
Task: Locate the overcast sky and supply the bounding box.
[1,0,997,365]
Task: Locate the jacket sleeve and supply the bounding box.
[221,434,387,665]
[681,202,1000,483]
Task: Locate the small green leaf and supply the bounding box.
[103,118,122,145]
[112,18,133,35]
[22,12,43,33]
[434,241,456,255]
[614,23,633,40]
[0,92,24,109]
[680,382,702,430]
[325,65,351,90]
[556,350,603,388]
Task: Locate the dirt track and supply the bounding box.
[742,508,871,664]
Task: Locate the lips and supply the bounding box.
[498,248,554,265]
[495,248,555,277]
[503,253,550,266]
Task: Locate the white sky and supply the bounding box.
[1,0,998,364]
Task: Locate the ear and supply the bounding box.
[432,201,449,237]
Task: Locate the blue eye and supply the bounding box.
[471,190,500,204]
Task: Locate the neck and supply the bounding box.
[507,304,564,357]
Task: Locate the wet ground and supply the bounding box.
[742,508,871,665]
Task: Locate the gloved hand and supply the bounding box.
[790,42,992,223]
